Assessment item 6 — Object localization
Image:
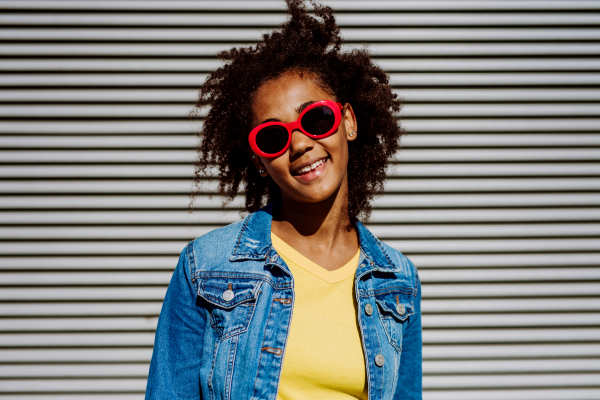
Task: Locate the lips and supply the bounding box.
[292,157,328,176]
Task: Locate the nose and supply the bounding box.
[288,129,314,158]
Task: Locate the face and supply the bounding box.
[250,71,357,206]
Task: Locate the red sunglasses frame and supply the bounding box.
[248,100,344,158]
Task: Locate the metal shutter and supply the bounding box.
[1,1,599,399]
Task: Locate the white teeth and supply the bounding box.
[296,158,326,174]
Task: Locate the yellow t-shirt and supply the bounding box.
[271,233,368,400]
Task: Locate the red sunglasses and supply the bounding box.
[248,100,344,158]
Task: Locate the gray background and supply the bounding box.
[1,0,599,398]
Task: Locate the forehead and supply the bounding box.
[251,72,333,122]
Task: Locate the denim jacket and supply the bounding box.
[146,205,422,400]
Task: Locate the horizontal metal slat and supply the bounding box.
[3,28,600,42]
[3,345,594,363]
[423,389,600,400]
[1,253,597,271]
[2,298,599,316]
[0,120,196,134]
[2,359,599,378]
[423,328,600,343]
[3,1,599,12]
[423,344,600,359]
[4,313,599,331]
[5,118,600,136]
[422,298,600,313]
[423,314,600,328]
[424,374,600,389]
[2,179,598,195]
[0,302,163,316]
[0,272,172,285]
[0,89,199,103]
[382,179,600,192]
[0,373,600,393]
[2,133,599,148]
[422,283,600,297]
[5,73,600,90]
[424,359,600,373]
[0,239,598,255]
[1,283,598,301]
[396,148,600,163]
[2,13,600,27]
[5,43,600,56]
[0,395,141,400]
[4,223,600,240]
[0,318,159,332]
[418,268,600,282]
[4,59,600,72]
[0,364,148,378]
[0,256,178,270]
[371,223,600,238]
[388,237,600,253]
[401,89,600,102]
[0,378,145,393]
[1,268,598,286]
[0,348,152,362]
[1,284,599,301]
[0,210,240,224]
[0,332,155,347]
[402,119,600,132]
[4,103,600,118]
[0,329,598,347]
[1,193,598,209]
[3,88,600,103]
[0,135,197,148]
[0,288,168,301]
[2,163,598,178]
[3,208,599,224]
[410,253,600,268]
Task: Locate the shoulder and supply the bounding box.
[175,217,250,279]
[357,222,419,289]
[186,217,248,262]
[380,240,419,281]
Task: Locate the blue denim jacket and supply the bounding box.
[146,205,422,400]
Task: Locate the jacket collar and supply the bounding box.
[230,204,400,273]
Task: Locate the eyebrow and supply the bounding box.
[258,101,318,125]
[295,100,316,115]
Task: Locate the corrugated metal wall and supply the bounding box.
[1,0,599,399]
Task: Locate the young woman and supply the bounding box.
[146,1,422,399]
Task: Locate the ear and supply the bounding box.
[247,148,269,177]
[342,103,358,142]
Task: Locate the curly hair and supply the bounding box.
[193,0,402,222]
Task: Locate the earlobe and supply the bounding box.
[248,151,269,177]
[343,103,358,141]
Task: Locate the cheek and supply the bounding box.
[263,158,290,184]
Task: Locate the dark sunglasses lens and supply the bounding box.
[301,105,336,136]
[255,125,288,154]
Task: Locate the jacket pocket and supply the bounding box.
[374,290,415,352]
[197,276,264,340]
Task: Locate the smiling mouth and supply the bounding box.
[292,157,328,176]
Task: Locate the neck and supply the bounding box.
[270,179,359,271]
[272,183,353,243]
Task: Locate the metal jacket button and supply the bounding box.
[364,303,373,316]
[396,304,406,315]
[375,354,385,367]
[223,290,234,302]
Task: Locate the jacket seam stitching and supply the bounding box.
[359,286,417,297]
[231,214,252,256]
[251,297,275,400]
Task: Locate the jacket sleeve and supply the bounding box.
[395,275,423,399]
[145,243,206,399]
